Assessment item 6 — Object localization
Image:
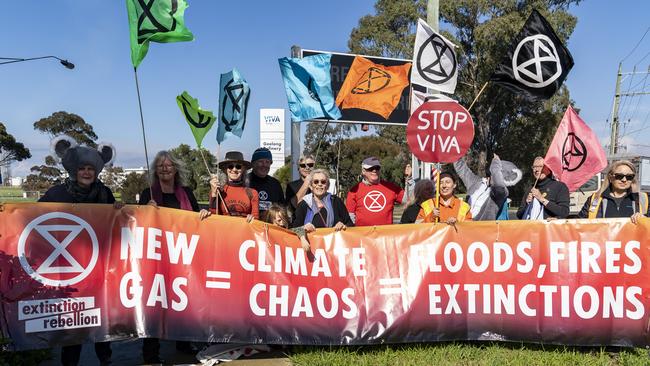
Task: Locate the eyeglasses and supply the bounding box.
[156,164,174,170]
[612,173,635,181]
[227,164,243,170]
[312,179,328,185]
[299,163,315,168]
[364,166,381,172]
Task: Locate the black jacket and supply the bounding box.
[292,195,353,229]
[139,187,200,212]
[516,177,569,219]
[248,173,285,213]
[578,188,648,218]
[39,184,115,204]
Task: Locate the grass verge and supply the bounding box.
[288,342,649,366]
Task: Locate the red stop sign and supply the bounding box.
[406,101,474,163]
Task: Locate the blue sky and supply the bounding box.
[2,1,649,177]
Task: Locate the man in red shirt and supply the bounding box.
[346,156,405,226]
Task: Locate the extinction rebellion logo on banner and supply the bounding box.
[16,212,101,332]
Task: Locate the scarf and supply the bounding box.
[151,181,193,211]
[302,193,335,228]
[524,198,545,220]
[65,179,110,203]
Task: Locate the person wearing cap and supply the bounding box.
[248,147,285,218]
[201,151,259,220]
[285,154,315,218]
[345,156,405,226]
[516,156,569,220]
[453,153,520,221]
[39,136,116,366]
[416,172,472,224]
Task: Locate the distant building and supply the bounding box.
[10,176,23,187]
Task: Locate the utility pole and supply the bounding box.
[610,63,650,155]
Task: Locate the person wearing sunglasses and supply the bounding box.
[285,154,316,218]
[201,151,258,221]
[292,169,353,231]
[517,157,569,220]
[578,160,648,222]
[346,156,405,226]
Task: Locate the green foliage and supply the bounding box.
[22,156,63,193]
[0,338,51,365]
[101,165,125,192]
[119,172,149,204]
[0,123,31,167]
[274,161,292,191]
[33,111,98,147]
[168,144,215,201]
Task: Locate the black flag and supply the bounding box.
[490,10,574,100]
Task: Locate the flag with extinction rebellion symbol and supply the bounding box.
[490,9,574,100]
[126,0,194,68]
[544,106,607,192]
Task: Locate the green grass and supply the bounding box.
[288,343,649,366]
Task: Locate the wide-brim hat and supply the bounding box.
[218,151,251,170]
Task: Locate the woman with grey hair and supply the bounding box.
[291,169,353,231]
[139,150,200,212]
[578,160,648,223]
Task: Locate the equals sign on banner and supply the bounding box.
[378,278,403,295]
[205,271,231,289]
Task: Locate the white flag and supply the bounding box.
[411,18,458,94]
[410,89,453,115]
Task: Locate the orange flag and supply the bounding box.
[335,56,411,119]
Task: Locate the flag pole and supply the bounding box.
[467,81,489,112]
[212,143,229,215]
[133,67,153,194]
[434,164,441,223]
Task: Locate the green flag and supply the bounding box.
[176,91,216,147]
[126,0,194,68]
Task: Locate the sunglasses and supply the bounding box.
[312,179,328,185]
[227,164,243,170]
[612,173,635,181]
[299,163,315,168]
[364,166,381,172]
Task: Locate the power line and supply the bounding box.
[621,26,650,63]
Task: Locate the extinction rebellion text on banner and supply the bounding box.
[1,203,648,350]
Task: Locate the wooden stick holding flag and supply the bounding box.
[125,0,194,193]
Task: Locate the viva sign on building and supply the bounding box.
[259,109,286,176]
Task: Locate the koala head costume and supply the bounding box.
[51,135,115,181]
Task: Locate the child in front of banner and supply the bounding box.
[578,160,648,222]
[416,172,472,224]
[264,204,312,252]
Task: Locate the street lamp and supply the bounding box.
[0,56,75,69]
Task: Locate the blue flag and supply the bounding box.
[217,68,251,144]
[278,54,341,122]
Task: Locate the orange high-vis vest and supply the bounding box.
[419,197,471,222]
[335,56,411,119]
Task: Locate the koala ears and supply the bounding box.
[97,142,116,166]
[50,135,78,162]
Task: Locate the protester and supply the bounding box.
[517,156,570,220]
[346,156,405,226]
[402,162,415,204]
[248,147,285,218]
[138,150,199,362]
[453,154,521,220]
[39,136,116,366]
[285,154,315,217]
[139,150,200,211]
[293,169,353,231]
[201,151,258,221]
[400,179,435,224]
[578,160,648,222]
[416,172,472,224]
[264,204,312,251]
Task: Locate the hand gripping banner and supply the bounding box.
[1,203,650,350]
